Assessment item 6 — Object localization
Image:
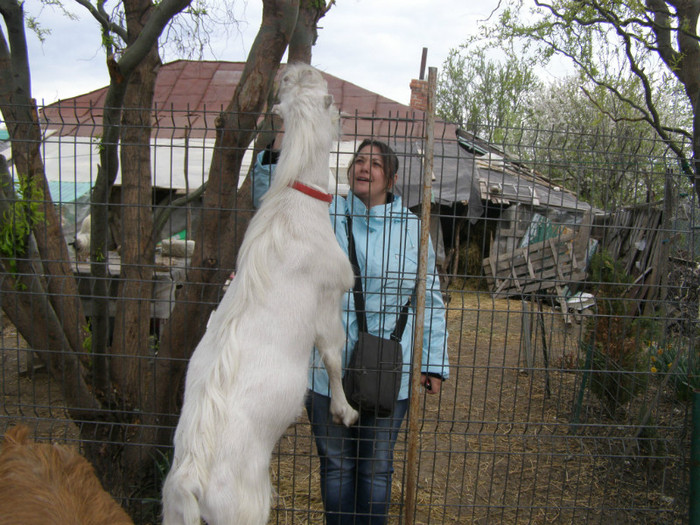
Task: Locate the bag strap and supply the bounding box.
[391,300,411,342]
[346,214,368,333]
[346,213,412,341]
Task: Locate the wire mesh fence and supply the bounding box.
[0,100,695,524]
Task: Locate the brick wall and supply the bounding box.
[409,79,428,111]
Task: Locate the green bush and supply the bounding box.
[648,338,700,401]
[584,250,649,416]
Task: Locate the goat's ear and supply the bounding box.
[324,94,334,109]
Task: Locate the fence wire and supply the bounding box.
[0,102,695,524]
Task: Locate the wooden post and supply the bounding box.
[537,297,552,399]
[403,66,436,524]
[641,172,675,317]
[522,298,533,369]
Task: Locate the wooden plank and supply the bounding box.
[521,298,533,369]
[511,264,523,292]
[491,269,587,296]
[486,262,572,285]
[484,219,594,299]
[492,270,586,290]
[485,246,574,274]
[483,232,577,267]
[485,241,575,270]
[493,278,509,295]
[485,229,591,276]
[484,250,577,279]
[526,257,536,279]
[492,272,587,298]
[491,268,587,296]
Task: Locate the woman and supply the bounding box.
[253,138,449,524]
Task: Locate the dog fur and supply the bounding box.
[0,424,133,525]
[161,63,358,525]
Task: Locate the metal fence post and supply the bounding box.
[403,65,436,524]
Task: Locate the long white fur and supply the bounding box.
[161,63,359,525]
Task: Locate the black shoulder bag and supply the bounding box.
[342,214,411,417]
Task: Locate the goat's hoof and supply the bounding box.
[332,405,359,427]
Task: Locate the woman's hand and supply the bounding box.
[421,374,442,394]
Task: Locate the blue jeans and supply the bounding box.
[305,390,409,525]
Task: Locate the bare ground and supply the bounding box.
[0,292,689,524]
[269,291,688,524]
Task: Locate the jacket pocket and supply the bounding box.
[384,252,419,298]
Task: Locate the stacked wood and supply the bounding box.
[666,256,700,335]
[594,202,669,313]
[482,214,592,318]
[596,205,663,278]
[482,194,678,321]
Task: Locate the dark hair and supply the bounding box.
[349,139,399,177]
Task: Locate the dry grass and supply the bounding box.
[1,293,689,524]
[267,291,688,524]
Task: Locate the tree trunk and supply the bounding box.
[288,0,328,63]
[648,0,700,199]
[85,0,192,420]
[0,0,93,407]
[78,0,177,508]
[0,160,96,412]
[0,0,88,357]
[111,3,162,411]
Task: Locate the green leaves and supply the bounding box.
[436,38,540,140]
[437,0,694,207]
[0,175,44,273]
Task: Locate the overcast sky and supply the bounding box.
[24,1,499,106]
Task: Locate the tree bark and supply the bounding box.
[0,0,96,422]
[0,158,98,413]
[110,0,162,410]
[288,0,329,63]
[0,0,87,359]
[87,0,192,413]
[77,0,184,505]
[647,0,700,199]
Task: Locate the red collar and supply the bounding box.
[289,181,333,204]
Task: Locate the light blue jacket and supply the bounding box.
[253,152,449,399]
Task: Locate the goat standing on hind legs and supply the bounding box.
[162,63,359,525]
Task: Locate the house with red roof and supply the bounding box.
[39,59,593,300]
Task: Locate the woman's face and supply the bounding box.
[348,145,397,208]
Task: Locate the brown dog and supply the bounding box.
[0,424,133,525]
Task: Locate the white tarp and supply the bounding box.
[40,133,360,200]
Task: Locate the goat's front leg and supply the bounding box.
[315,313,359,427]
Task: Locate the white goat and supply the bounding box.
[162,63,358,525]
[74,214,91,260]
